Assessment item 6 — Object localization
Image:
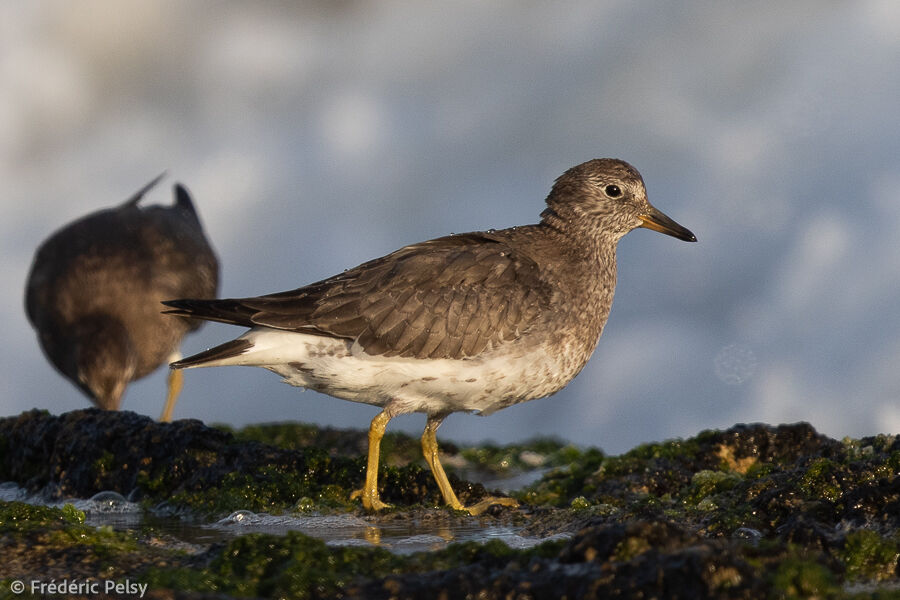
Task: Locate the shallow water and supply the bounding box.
[0,482,568,554]
[208,509,568,553]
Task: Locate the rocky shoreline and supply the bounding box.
[1,409,898,599]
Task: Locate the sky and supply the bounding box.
[3,1,900,454]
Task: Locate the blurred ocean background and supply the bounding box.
[4,1,900,454]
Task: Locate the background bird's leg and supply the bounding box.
[160,351,183,422]
[422,414,518,515]
[351,410,393,511]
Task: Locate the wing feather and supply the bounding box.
[164,233,554,359]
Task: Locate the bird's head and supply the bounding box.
[71,315,137,410]
[541,158,696,243]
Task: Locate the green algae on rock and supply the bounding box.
[521,422,900,536]
[840,529,900,583]
[141,530,566,599]
[0,501,164,583]
[4,498,897,599]
[2,411,900,598]
[0,500,86,534]
[0,409,507,516]
[225,421,580,482]
[142,531,405,599]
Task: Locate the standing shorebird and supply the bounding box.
[26,175,219,422]
[164,159,695,513]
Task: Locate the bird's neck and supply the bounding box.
[540,217,619,337]
[538,212,620,267]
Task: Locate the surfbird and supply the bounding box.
[163,158,696,514]
[26,175,219,421]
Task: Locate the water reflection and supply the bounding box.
[209,509,567,554]
[1,482,569,554]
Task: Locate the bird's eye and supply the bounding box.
[604,184,622,198]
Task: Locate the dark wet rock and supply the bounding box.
[351,521,763,600]
[775,514,840,557]
[841,475,900,527]
[0,409,233,499]
[538,422,842,509]
[1,413,899,598]
[710,422,841,464]
[0,409,499,513]
[225,421,392,461]
[524,423,899,534]
[0,501,175,583]
[228,421,577,487]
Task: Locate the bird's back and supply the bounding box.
[26,183,219,384]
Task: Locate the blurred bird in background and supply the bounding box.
[25,175,219,421]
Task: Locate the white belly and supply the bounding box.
[206,328,576,416]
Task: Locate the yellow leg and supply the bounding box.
[421,416,518,515]
[350,410,392,511]
[421,417,465,511]
[160,367,183,422]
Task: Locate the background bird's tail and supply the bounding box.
[123,172,166,207]
[173,183,202,223]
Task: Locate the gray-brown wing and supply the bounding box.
[227,234,553,359]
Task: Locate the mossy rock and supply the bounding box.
[2,411,900,598]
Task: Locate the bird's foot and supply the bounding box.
[350,487,392,512]
[458,496,518,516]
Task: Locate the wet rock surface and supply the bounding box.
[0,409,898,599]
[0,409,492,512]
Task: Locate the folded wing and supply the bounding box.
[163,233,553,360]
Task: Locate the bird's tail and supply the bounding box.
[170,338,253,369]
[162,298,256,327]
[123,172,166,207]
[172,183,203,223]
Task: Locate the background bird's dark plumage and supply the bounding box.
[25,176,219,413]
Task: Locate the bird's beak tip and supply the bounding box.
[638,212,697,243]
